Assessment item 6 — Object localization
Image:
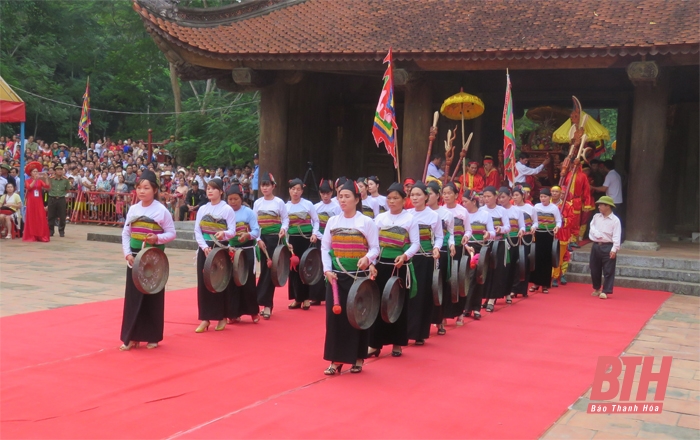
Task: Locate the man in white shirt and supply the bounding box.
[514,152,550,184]
[588,196,622,300]
[592,160,623,205]
[426,155,444,180]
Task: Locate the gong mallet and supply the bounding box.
[422,111,440,182]
[331,277,342,314]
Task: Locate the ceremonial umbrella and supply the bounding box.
[552,111,610,143]
[525,106,570,126]
[440,88,484,178]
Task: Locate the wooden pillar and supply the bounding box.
[624,69,669,249]
[258,79,289,189]
[402,79,433,180]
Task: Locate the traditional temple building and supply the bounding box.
[134,0,699,249]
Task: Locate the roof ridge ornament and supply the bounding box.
[137,0,180,20]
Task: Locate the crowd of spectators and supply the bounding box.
[0,134,259,222]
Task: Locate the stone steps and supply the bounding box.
[568,250,700,296]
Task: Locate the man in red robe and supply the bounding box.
[562,166,594,246]
[551,185,575,287]
[481,156,501,188]
[457,161,484,193]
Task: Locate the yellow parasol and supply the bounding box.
[440,88,484,178]
[552,111,611,143]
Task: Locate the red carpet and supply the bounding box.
[1,283,670,439]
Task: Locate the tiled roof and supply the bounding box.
[134,0,699,63]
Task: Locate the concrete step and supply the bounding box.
[571,250,700,271]
[87,232,199,251]
[568,261,700,284]
[564,273,700,296]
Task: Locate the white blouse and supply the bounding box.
[408,207,443,252]
[480,205,511,237]
[253,196,290,232]
[533,202,563,230]
[121,201,176,257]
[374,210,421,259]
[432,205,456,247]
[285,198,320,237]
[321,212,380,272]
[194,201,237,250]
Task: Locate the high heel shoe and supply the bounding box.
[119,341,138,351]
[367,348,381,358]
[350,360,364,374]
[324,363,343,375]
[301,300,311,310]
[195,321,210,333]
[215,320,226,331]
[288,301,301,309]
[437,326,446,335]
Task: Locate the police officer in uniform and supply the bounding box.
[47,164,71,237]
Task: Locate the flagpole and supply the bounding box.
[395,136,401,183]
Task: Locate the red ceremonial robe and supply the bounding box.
[23,179,50,242]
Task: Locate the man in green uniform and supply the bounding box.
[47,164,72,237]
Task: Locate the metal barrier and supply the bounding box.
[70,190,136,226]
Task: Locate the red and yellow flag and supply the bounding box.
[372,49,398,168]
[78,78,91,146]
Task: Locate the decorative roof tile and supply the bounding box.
[134,0,699,63]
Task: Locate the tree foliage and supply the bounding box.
[0,0,259,166]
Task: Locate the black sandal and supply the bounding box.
[367,349,381,358]
[415,339,425,346]
[350,364,363,374]
[542,288,549,294]
[506,298,512,304]
[486,304,494,312]
[473,311,482,320]
[288,301,301,309]
[324,364,343,375]
[529,285,538,292]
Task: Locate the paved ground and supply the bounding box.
[1,224,698,438]
[0,224,196,317]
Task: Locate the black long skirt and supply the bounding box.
[483,241,508,300]
[465,243,484,314]
[431,250,450,324]
[512,242,531,295]
[256,234,278,309]
[369,260,409,349]
[323,272,369,365]
[287,234,311,302]
[445,246,467,319]
[531,231,554,288]
[308,241,325,303]
[407,254,435,341]
[120,251,165,345]
[504,241,520,297]
[197,246,227,321]
[226,247,259,318]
